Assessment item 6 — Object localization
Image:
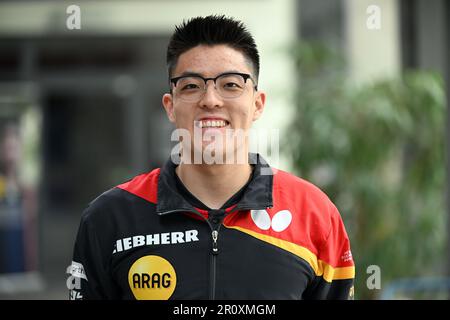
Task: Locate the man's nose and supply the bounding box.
[198,81,223,109]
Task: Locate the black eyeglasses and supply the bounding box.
[170,72,258,102]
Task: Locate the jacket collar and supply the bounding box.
[156,153,273,215]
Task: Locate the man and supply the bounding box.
[69,15,355,300]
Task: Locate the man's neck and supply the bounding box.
[175,162,252,210]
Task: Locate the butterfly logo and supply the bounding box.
[250,209,292,232]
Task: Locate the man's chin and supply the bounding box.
[182,145,245,165]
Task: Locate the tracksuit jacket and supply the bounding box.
[69,153,355,300]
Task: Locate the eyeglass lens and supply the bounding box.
[174,74,248,101]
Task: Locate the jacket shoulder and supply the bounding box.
[272,169,341,245]
[273,169,335,211]
[115,168,160,204]
[82,168,160,223]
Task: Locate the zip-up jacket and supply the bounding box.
[69,154,355,300]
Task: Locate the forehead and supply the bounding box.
[173,44,252,77]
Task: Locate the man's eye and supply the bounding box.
[181,84,201,90]
[223,82,242,88]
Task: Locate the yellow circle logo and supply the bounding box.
[128,255,177,300]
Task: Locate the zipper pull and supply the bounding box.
[212,230,219,255]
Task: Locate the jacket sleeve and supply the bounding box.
[68,208,119,300]
[303,205,355,300]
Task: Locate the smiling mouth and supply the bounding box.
[197,119,230,128]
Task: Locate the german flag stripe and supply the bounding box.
[225,225,355,283]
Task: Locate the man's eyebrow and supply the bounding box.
[175,70,246,78]
[176,71,203,77]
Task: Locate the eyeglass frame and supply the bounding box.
[169,72,258,100]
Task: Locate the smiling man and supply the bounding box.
[69,15,355,300]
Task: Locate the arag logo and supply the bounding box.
[128,255,177,300]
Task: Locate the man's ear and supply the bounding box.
[252,91,266,121]
[162,93,176,123]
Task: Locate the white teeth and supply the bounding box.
[198,120,228,128]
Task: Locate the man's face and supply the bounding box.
[162,44,266,163]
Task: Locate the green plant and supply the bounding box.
[287,42,446,299]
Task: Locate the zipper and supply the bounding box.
[212,230,219,254]
[162,208,221,300]
[209,225,222,300]
[160,206,271,300]
[210,233,217,300]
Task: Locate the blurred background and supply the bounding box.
[0,0,448,299]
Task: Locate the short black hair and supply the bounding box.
[166,15,260,80]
